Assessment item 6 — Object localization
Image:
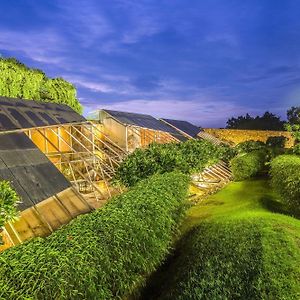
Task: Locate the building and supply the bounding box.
[0,97,126,250]
[90,109,187,152]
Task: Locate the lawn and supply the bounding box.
[140,178,300,300]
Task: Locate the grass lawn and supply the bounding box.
[140,178,300,300]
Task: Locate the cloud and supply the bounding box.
[0,29,66,64]
[63,75,114,93]
[88,98,263,127]
[55,1,114,46]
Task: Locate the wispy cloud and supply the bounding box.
[90,98,262,127]
[63,75,114,93]
[0,29,66,64]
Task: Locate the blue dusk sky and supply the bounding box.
[0,0,300,127]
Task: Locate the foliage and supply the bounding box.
[0,181,20,245]
[287,106,300,125]
[115,139,232,187]
[235,140,266,154]
[270,155,300,212]
[226,111,285,130]
[230,149,268,181]
[266,136,287,148]
[217,143,238,162]
[0,172,190,300]
[0,57,82,113]
[285,123,300,154]
[142,179,300,300]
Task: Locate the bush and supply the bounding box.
[270,155,300,211]
[266,136,287,148]
[0,181,20,245]
[115,139,232,187]
[0,172,190,299]
[235,140,266,154]
[230,150,268,181]
[145,216,300,300]
[293,144,300,155]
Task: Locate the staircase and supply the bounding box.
[191,161,232,194]
[197,131,224,145]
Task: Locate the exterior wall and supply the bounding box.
[1,188,91,252]
[0,229,14,252]
[28,127,72,164]
[102,116,128,149]
[203,128,295,148]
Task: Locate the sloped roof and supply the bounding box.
[160,118,202,138]
[0,96,85,132]
[102,109,187,141]
[0,132,71,211]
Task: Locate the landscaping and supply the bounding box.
[270,155,300,214]
[0,172,189,299]
[140,179,300,300]
[114,139,234,187]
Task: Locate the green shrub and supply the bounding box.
[0,181,20,245]
[145,216,300,300]
[0,172,189,299]
[218,143,238,162]
[0,58,82,113]
[293,144,300,155]
[235,140,266,154]
[115,139,231,187]
[266,136,287,148]
[230,149,268,181]
[270,155,300,211]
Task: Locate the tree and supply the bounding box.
[0,57,82,113]
[286,106,300,154]
[287,106,300,125]
[226,111,285,131]
[0,181,20,245]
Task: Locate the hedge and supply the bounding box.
[270,155,300,211]
[266,136,287,148]
[0,172,190,300]
[115,139,232,187]
[144,216,300,300]
[230,149,268,181]
[235,140,266,154]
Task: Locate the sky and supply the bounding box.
[0,0,300,127]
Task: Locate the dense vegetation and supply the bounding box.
[234,140,266,154]
[0,172,189,299]
[115,139,234,187]
[0,181,20,245]
[270,155,300,213]
[0,58,82,113]
[230,149,268,181]
[226,111,285,130]
[141,179,300,300]
[287,106,300,125]
[286,123,300,154]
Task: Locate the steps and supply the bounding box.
[191,161,232,194]
[197,131,224,145]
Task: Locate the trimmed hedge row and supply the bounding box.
[235,140,266,154]
[270,155,300,211]
[115,139,233,187]
[0,172,190,300]
[230,149,268,181]
[145,216,300,300]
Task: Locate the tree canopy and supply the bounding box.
[0,58,82,113]
[226,111,285,131]
[287,106,300,125]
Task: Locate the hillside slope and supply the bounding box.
[141,179,300,300]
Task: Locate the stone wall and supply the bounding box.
[203,128,295,148]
